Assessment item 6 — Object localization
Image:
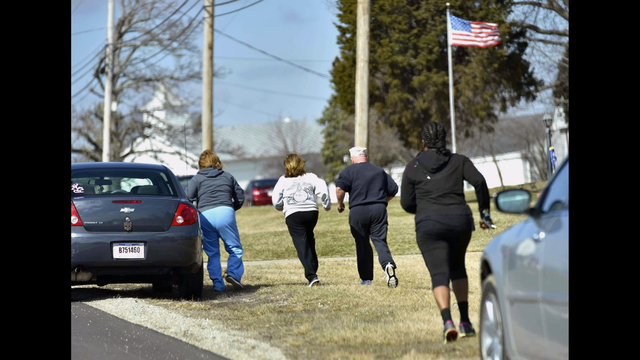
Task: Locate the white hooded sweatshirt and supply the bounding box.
[272,172,331,217]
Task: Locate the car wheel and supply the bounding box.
[178,263,203,300]
[480,274,507,360]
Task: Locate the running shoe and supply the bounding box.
[458,322,476,338]
[443,320,458,344]
[360,280,372,285]
[308,278,320,287]
[384,263,398,288]
[224,274,244,290]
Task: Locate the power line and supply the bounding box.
[217,81,327,101]
[215,56,331,62]
[214,29,330,79]
[128,5,204,67]
[120,0,194,45]
[217,98,280,118]
[214,0,264,17]
[72,27,105,36]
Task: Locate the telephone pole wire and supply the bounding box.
[355,0,370,153]
[202,0,214,152]
[102,0,115,162]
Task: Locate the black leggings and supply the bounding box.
[416,214,473,289]
[285,211,319,281]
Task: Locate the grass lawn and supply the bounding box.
[224,187,535,262]
[159,188,532,359]
[87,184,538,359]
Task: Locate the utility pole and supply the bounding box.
[102,0,115,162]
[202,0,214,152]
[354,0,370,152]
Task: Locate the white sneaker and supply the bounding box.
[384,263,398,288]
[360,280,372,285]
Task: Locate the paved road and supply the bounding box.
[71,302,228,360]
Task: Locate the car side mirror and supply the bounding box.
[495,189,532,214]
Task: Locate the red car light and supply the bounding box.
[253,189,260,196]
[172,203,198,226]
[71,202,83,226]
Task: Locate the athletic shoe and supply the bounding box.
[308,278,320,287]
[224,274,244,290]
[360,280,372,285]
[458,322,476,338]
[443,320,458,344]
[384,263,398,288]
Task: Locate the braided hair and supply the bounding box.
[421,121,452,156]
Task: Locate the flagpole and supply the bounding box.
[446,3,456,154]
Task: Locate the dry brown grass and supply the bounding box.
[81,188,534,359]
[139,253,484,359]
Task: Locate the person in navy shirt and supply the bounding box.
[335,147,399,288]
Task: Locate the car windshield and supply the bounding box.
[253,179,278,188]
[71,169,178,197]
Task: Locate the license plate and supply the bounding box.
[113,243,145,259]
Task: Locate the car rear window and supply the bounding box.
[71,169,178,197]
[253,179,278,188]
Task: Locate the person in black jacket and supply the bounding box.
[400,121,492,344]
[187,150,245,292]
[336,146,399,288]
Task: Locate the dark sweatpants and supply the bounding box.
[285,211,319,282]
[348,203,396,281]
[415,214,473,289]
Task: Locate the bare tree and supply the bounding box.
[260,118,328,178]
[72,0,211,163]
[511,1,569,121]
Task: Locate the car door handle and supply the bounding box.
[532,232,545,243]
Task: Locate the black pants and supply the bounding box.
[285,211,319,281]
[348,203,395,281]
[416,214,473,289]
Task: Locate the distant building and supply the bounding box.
[127,85,569,201]
[125,85,326,192]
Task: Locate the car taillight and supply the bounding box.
[172,203,198,226]
[253,189,260,196]
[71,202,83,226]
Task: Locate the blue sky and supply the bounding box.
[71,0,551,130]
[71,0,340,127]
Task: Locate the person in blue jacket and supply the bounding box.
[187,150,245,292]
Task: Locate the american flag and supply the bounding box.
[449,14,501,48]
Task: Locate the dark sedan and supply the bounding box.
[71,162,203,299]
[245,178,279,206]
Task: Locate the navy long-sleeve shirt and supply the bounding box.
[335,162,398,209]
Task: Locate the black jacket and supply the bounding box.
[186,167,245,213]
[400,150,489,223]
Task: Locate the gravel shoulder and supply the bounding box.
[83,296,287,360]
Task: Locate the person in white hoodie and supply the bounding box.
[272,153,331,287]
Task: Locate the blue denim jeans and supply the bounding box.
[199,206,244,292]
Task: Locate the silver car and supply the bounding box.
[479,156,568,360]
